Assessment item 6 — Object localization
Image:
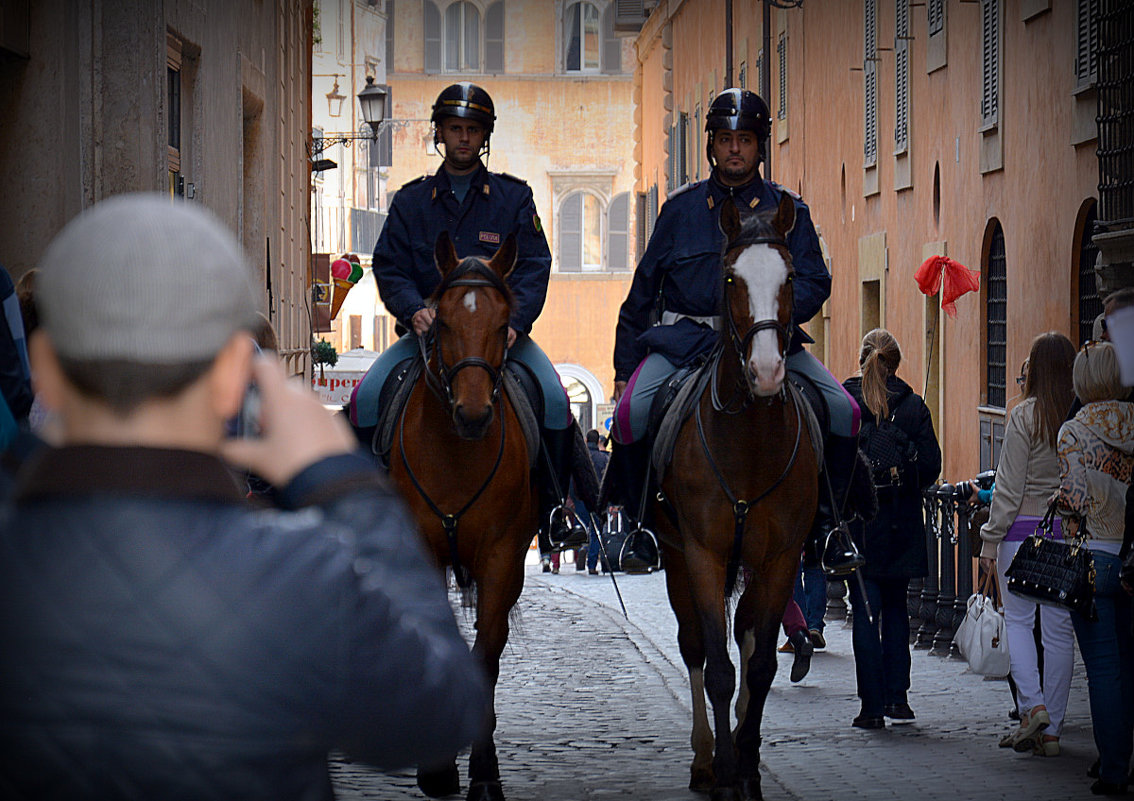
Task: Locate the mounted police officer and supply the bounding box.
[609,88,863,572]
[350,82,587,551]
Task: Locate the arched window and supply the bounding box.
[559,191,604,272]
[1076,200,1102,346]
[985,220,1007,409]
[607,192,630,272]
[445,1,480,71]
[564,2,600,72]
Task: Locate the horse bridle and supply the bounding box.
[714,233,795,412]
[419,260,511,410]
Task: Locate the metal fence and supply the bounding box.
[1098,0,1134,230]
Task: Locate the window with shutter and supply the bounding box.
[864,0,877,166]
[424,0,441,72]
[635,192,647,263]
[565,2,601,73]
[582,193,602,271]
[486,2,504,73]
[777,32,787,121]
[678,112,689,186]
[985,221,1007,408]
[1075,0,1099,89]
[608,192,630,272]
[647,184,658,241]
[981,0,999,127]
[928,0,943,36]
[386,0,395,69]
[601,4,622,73]
[445,2,480,72]
[894,0,909,153]
[559,193,583,272]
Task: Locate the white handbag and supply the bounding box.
[954,571,1010,677]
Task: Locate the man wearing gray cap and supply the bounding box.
[0,194,488,800]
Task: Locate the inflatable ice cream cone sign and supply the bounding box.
[329,254,363,319]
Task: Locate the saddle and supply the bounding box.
[648,352,826,480]
[372,353,541,470]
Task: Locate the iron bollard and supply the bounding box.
[930,484,958,655]
[907,577,924,644]
[915,487,940,649]
[951,499,975,658]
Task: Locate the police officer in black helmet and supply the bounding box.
[351,82,589,551]
[609,88,863,573]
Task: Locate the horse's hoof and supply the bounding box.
[689,765,715,794]
[417,763,460,798]
[466,780,505,801]
[709,788,741,801]
[740,775,763,801]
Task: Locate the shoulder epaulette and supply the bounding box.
[497,172,528,186]
[666,181,699,202]
[399,174,429,190]
[771,181,803,201]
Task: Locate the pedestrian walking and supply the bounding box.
[843,328,941,729]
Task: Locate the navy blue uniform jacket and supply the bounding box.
[613,176,830,382]
[374,164,552,334]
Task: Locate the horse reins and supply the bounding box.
[702,231,802,593]
[401,259,512,590]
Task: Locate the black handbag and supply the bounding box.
[1004,503,1097,621]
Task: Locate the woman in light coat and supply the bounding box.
[980,332,1076,757]
[1055,341,1134,796]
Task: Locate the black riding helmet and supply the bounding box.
[431,82,496,144]
[705,88,771,166]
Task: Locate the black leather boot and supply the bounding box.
[811,434,866,577]
[605,439,659,572]
[539,427,588,552]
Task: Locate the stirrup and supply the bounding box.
[620,526,660,573]
[546,505,588,552]
[820,522,865,578]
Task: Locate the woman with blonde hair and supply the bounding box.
[980,332,1076,757]
[842,329,940,729]
[1055,341,1133,795]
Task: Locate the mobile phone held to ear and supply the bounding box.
[232,382,261,439]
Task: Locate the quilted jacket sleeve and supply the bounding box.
[281,454,488,769]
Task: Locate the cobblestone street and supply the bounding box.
[333,561,1098,801]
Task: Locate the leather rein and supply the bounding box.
[400,259,512,589]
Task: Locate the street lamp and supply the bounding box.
[311,76,390,167]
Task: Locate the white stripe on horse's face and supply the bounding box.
[731,245,788,396]
[463,289,478,314]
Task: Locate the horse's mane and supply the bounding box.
[431,256,513,305]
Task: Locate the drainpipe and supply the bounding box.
[761,0,772,181]
[725,0,733,88]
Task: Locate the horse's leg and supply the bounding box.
[663,541,714,793]
[733,604,756,734]
[682,540,741,801]
[465,554,524,801]
[733,553,799,801]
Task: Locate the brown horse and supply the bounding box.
[391,231,536,801]
[656,195,819,801]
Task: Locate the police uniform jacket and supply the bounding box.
[613,174,830,382]
[373,164,551,334]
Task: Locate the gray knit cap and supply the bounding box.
[37,193,258,364]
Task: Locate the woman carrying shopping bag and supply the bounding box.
[842,329,941,729]
[980,332,1077,758]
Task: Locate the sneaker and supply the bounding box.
[588,567,599,575]
[852,713,885,729]
[808,629,826,649]
[883,703,916,724]
[1010,706,1051,753]
[778,640,794,653]
[541,557,551,573]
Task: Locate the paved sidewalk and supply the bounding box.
[543,565,1097,801]
[332,561,1100,801]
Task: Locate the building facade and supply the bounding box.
[0,0,314,375]
[382,0,637,430]
[631,0,1106,482]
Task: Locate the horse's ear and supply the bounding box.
[772,192,796,237]
[719,196,742,243]
[490,233,518,280]
[434,230,459,277]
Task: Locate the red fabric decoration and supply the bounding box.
[915,255,980,317]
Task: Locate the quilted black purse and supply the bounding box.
[1005,503,1097,621]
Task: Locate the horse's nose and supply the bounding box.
[453,403,494,439]
[749,356,785,396]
